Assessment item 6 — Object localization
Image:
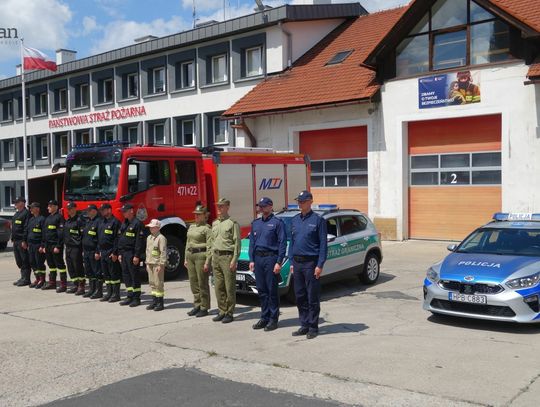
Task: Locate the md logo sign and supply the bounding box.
[259,177,283,190]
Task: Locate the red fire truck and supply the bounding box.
[53,142,309,279]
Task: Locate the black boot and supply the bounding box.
[154,297,164,312]
[35,274,46,289]
[91,280,103,299]
[29,273,40,288]
[75,280,86,296]
[108,284,121,303]
[41,272,57,290]
[83,279,95,298]
[119,291,133,306]
[101,284,112,302]
[13,269,23,286]
[146,296,157,310]
[67,279,78,294]
[129,292,141,307]
[17,269,31,286]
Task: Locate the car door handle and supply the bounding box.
[340,242,348,247]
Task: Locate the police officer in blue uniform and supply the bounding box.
[249,197,287,332]
[288,190,327,339]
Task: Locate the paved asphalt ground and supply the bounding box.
[1,240,540,406]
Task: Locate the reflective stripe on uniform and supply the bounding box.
[88,231,97,235]
[154,291,164,297]
[48,225,57,229]
[125,232,135,237]
[133,288,141,292]
[58,269,67,273]
[104,229,113,235]
[32,228,41,232]
[126,287,134,292]
[110,279,121,284]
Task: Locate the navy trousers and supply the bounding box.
[254,254,280,322]
[292,259,321,332]
[83,250,101,279]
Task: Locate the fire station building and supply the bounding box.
[225,0,540,241]
[0,3,364,216]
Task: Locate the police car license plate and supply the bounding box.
[448,292,487,304]
[236,274,246,282]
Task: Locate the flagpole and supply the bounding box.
[19,38,29,205]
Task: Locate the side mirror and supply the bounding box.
[51,162,65,173]
[447,244,457,252]
[327,234,336,243]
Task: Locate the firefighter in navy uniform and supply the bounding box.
[41,200,67,290]
[62,202,86,294]
[97,203,121,302]
[82,204,102,299]
[11,196,31,286]
[25,202,47,288]
[118,203,146,307]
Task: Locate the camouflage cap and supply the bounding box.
[216,198,230,206]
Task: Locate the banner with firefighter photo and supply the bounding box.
[418,70,481,109]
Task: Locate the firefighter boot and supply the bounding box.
[100,284,112,302]
[146,296,157,310]
[108,284,121,303]
[119,291,133,306]
[35,274,46,289]
[75,280,86,296]
[29,273,40,288]
[17,268,32,286]
[83,279,95,298]
[56,280,67,293]
[154,297,164,312]
[42,272,57,290]
[129,292,141,308]
[67,279,78,294]
[13,269,23,286]
[91,280,103,299]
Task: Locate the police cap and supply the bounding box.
[295,190,313,202]
[48,199,59,206]
[257,197,273,207]
[120,203,134,212]
[13,196,26,203]
[87,204,98,211]
[100,203,112,210]
[29,202,41,208]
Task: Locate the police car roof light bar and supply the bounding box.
[74,140,130,150]
[492,212,540,221]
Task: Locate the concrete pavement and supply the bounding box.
[1,241,540,406]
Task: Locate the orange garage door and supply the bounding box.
[408,115,502,241]
[300,126,368,212]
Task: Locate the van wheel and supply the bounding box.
[360,253,380,285]
[164,235,185,280]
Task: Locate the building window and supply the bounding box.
[55,88,67,112]
[100,129,114,143]
[310,158,368,188]
[153,123,165,144]
[211,54,227,83]
[410,151,501,185]
[103,78,114,102]
[3,99,13,120]
[58,133,69,157]
[19,138,32,162]
[182,120,195,146]
[245,46,262,77]
[212,117,229,144]
[152,67,165,93]
[127,73,138,98]
[127,126,138,145]
[180,61,194,88]
[38,92,47,115]
[4,186,14,208]
[36,135,49,159]
[8,140,15,162]
[395,0,511,77]
[76,83,89,108]
[81,131,92,145]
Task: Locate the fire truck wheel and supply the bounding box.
[165,235,185,280]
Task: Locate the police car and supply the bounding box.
[423,213,540,323]
[236,205,383,302]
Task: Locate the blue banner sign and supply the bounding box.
[418,71,481,109]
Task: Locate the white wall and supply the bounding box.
[377,62,540,239]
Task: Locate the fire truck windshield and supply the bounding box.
[64,162,121,201]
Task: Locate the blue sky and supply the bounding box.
[0,0,406,80]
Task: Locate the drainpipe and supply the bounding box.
[279,22,292,68]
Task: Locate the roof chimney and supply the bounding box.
[56,49,77,65]
[134,35,158,43]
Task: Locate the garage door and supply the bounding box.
[408,115,501,241]
[300,126,368,212]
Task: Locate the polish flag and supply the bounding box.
[23,46,57,72]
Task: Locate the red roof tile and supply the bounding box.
[224,7,407,117]
[527,60,540,78]
[491,0,540,33]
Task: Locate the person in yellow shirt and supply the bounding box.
[145,219,167,311]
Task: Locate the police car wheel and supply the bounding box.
[360,253,380,285]
[164,235,185,280]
